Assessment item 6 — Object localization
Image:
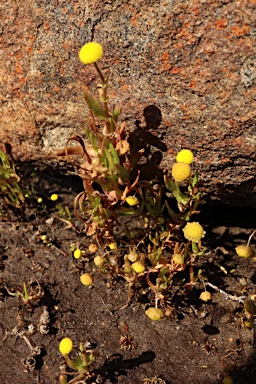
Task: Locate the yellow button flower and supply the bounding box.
[145,307,165,321]
[235,245,254,258]
[176,149,194,164]
[125,196,139,206]
[173,254,184,265]
[74,249,82,259]
[183,222,205,243]
[131,261,145,274]
[108,242,117,250]
[171,162,191,182]
[50,194,59,201]
[200,291,212,302]
[59,337,73,355]
[80,273,93,287]
[94,255,105,267]
[79,42,103,64]
[222,376,233,384]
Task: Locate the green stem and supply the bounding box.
[247,230,256,247]
[94,62,111,134]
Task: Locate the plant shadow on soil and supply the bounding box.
[0,129,256,383]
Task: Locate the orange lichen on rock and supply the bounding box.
[231,25,250,37]
[170,67,181,74]
[215,19,227,30]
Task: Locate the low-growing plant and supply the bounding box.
[59,337,95,383]
[56,42,207,318]
[0,148,24,208]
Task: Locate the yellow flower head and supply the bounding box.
[50,194,59,201]
[125,196,139,206]
[200,291,212,302]
[108,242,117,250]
[222,376,233,384]
[176,149,194,164]
[79,42,103,64]
[74,249,82,259]
[173,254,184,265]
[131,261,145,274]
[88,244,98,254]
[235,245,254,258]
[183,222,205,243]
[145,307,165,321]
[94,255,105,267]
[80,273,93,287]
[59,337,73,355]
[171,162,191,182]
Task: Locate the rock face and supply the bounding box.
[1,0,255,204]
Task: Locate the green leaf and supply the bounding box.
[164,176,184,203]
[84,128,99,153]
[112,104,122,122]
[192,172,199,187]
[118,206,137,215]
[115,164,129,182]
[108,143,120,165]
[84,91,109,120]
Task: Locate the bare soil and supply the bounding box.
[0,163,255,384]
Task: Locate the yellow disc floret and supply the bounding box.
[59,337,73,355]
[79,42,103,64]
[171,162,191,182]
[176,149,194,164]
[183,222,205,243]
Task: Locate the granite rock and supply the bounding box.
[1,0,255,204]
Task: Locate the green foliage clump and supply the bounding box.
[0,149,24,208]
[57,42,207,319]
